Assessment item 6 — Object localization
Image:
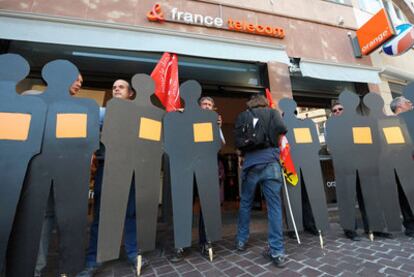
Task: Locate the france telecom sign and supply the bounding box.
[356,9,396,55]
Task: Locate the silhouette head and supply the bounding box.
[338,90,360,115]
[180,80,202,111]
[0,53,29,84]
[278,98,297,117]
[131,74,155,105]
[42,60,79,97]
[363,92,384,116]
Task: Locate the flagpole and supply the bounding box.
[282,170,300,244]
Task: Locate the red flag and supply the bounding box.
[265,88,275,108]
[151,53,181,112]
[279,135,298,186]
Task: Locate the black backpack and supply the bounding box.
[234,108,271,152]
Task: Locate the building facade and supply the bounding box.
[1,0,403,202]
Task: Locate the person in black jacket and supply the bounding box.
[234,95,288,268]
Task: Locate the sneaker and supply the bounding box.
[235,241,246,252]
[169,248,184,263]
[76,266,98,277]
[372,232,393,239]
[344,230,361,241]
[262,248,287,268]
[405,230,414,238]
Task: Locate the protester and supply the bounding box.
[235,94,288,268]
[77,79,147,277]
[390,96,414,238]
[170,96,225,262]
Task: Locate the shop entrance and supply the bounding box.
[2,39,270,210]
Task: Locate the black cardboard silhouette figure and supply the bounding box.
[325,91,385,233]
[97,74,164,262]
[364,93,413,231]
[278,98,329,234]
[0,54,47,273]
[163,80,222,249]
[7,60,99,277]
[401,82,414,140]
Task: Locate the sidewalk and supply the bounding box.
[42,209,414,277]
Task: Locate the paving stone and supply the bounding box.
[384,268,407,277]
[155,265,175,275]
[214,260,233,270]
[194,262,213,272]
[42,213,414,277]
[181,270,203,277]
[175,262,195,274]
[236,259,255,268]
[318,264,343,276]
[223,266,246,276]
[299,267,323,277]
[245,264,266,275]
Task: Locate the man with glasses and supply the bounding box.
[390,96,414,237]
[331,103,344,116]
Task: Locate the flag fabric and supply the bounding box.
[265,88,298,185]
[265,88,275,108]
[279,135,298,186]
[151,52,181,112]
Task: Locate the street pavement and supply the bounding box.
[42,209,414,277]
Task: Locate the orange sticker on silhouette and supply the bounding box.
[138,117,162,141]
[0,112,31,141]
[383,126,405,144]
[353,127,372,144]
[193,123,213,142]
[56,114,87,138]
[293,128,313,144]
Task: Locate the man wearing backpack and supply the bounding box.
[234,94,288,268]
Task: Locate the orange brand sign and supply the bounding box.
[147,3,285,39]
[356,9,395,55]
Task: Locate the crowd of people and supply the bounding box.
[4,69,414,277]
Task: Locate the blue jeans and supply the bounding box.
[86,161,138,267]
[237,162,284,256]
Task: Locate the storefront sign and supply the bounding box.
[147,4,285,39]
[356,9,395,55]
[382,23,414,56]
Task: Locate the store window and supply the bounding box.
[358,0,383,13]
[384,0,408,24]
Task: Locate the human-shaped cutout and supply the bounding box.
[97,74,164,262]
[364,93,413,231]
[325,90,385,234]
[278,98,329,235]
[0,54,47,273]
[7,60,99,277]
[163,80,222,250]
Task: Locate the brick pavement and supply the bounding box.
[42,210,414,277]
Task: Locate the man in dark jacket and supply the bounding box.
[234,95,288,268]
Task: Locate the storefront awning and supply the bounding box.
[299,59,382,84]
[0,12,290,65]
[380,66,414,83]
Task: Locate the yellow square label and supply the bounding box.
[352,127,372,144]
[0,112,31,141]
[383,127,405,144]
[56,114,87,138]
[293,128,313,143]
[138,117,162,141]
[193,123,213,142]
